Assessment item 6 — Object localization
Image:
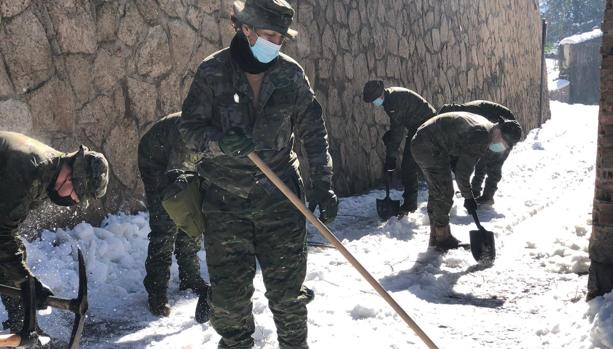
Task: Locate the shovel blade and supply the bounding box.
[376,197,400,220]
[469,229,496,262]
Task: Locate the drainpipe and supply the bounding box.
[539,19,547,127]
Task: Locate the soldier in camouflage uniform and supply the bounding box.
[180,0,337,347]
[0,131,108,333]
[363,80,437,215]
[138,112,209,317]
[410,113,522,250]
[438,100,520,206]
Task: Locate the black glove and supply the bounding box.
[309,180,338,223]
[383,156,396,172]
[464,197,478,215]
[219,128,255,158]
[33,277,54,310]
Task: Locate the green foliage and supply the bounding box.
[540,0,606,46]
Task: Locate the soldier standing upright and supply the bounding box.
[138,112,209,317]
[410,113,522,250]
[363,80,437,215]
[0,131,109,334]
[180,0,337,348]
[438,100,521,206]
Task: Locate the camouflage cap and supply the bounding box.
[233,0,298,38]
[363,80,385,103]
[499,120,523,146]
[71,145,109,203]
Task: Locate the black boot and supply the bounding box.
[148,294,171,317]
[195,291,211,324]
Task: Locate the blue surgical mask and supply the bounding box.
[489,142,507,153]
[250,34,282,63]
[372,97,384,107]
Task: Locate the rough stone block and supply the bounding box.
[0,99,32,134]
[93,48,125,93]
[47,0,97,54]
[0,0,30,18]
[28,77,76,134]
[0,9,53,92]
[65,54,95,106]
[169,20,197,74]
[117,2,146,47]
[127,77,158,125]
[136,25,172,78]
[96,1,120,43]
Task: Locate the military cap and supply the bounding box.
[233,0,298,38]
[499,119,523,146]
[363,80,385,103]
[71,145,109,203]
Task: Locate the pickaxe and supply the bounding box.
[0,249,88,348]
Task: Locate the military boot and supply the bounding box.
[476,187,496,206]
[430,224,460,251]
[194,291,211,324]
[148,293,171,317]
[399,201,417,216]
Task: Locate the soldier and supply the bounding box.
[180,0,337,347]
[138,112,209,318]
[0,131,109,333]
[362,80,437,215]
[438,100,519,206]
[410,113,522,250]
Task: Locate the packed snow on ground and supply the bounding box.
[546,58,569,92]
[0,101,610,348]
[559,28,603,45]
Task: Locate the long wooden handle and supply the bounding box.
[0,284,72,311]
[247,153,439,349]
[0,334,22,347]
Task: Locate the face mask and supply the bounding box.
[250,34,282,64]
[489,142,507,153]
[47,189,78,206]
[372,97,384,107]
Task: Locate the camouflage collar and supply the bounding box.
[230,55,291,110]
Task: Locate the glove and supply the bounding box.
[33,277,54,310]
[218,128,255,158]
[383,156,396,172]
[463,197,478,215]
[309,180,338,223]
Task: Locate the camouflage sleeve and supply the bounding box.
[437,103,462,115]
[483,150,510,192]
[0,201,33,283]
[386,116,405,159]
[179,64,223,155]
[293,74,333,185]
[455,129,490,198]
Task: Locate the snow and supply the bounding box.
[1,101,610,348]
[559,29,603,45]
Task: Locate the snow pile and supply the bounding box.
[559,28,603,45]
[0,101,609,348]
[589,292,613,348]
[550,79,570,91]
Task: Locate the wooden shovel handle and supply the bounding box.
[0,333,22,347]
[247,152,439,349]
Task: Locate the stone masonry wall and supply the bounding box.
[0,0,549,225]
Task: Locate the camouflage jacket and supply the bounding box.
[180,48,333,198]
[438,100,516,185]
[0,131,63,282]
[138,112,200,197]
[383,87,436,158]
[416,112,494,198]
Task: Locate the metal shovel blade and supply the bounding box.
[377,197,400,220]
[469,228,496,262]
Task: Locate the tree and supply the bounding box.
[541,0,606,46]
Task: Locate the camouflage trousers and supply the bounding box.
[144,198,203,298]
[0,239,26,332]
[411,134,454,226]
[587,260,613,301]
[202,180,312,349]
[400,134,420,206]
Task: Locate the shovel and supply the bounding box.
[469,211,496,262]
[376,171,400,220]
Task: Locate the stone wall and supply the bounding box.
[0,0,549,225]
